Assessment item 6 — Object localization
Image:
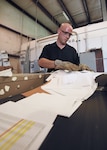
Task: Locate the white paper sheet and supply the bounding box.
[17,93,82,117]
[42,70,98,102]
[0,112,52,150]
[0,101,56,125]
[0,68,12,76]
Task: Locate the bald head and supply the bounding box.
[59,23,73,33]
[56,23,73,46]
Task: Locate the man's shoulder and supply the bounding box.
[43,42,56,51]
[45,42,56,47]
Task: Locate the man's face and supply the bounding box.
[58,26,72,45]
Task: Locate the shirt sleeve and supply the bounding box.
[39,45,50,59]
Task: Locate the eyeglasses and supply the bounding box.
[61,30,72,37]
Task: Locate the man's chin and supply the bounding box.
[62,41,67,45]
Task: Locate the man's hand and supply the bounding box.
[54,60,93,72]
[55,60,80,71]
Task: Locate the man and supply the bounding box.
[38,23,91,72]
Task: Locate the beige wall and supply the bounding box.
[0,0,51,54]
[0,27,28,54]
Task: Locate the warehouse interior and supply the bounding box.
[1,0,107,36]
[0,1,107,150]
[0,0,107,73]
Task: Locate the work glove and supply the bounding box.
[54,59,80,71]
[79,64,93,71]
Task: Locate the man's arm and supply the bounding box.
[38,58,55,69]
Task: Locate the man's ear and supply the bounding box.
[57,28,60,34]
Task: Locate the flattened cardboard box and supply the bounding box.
[0,73,50,99]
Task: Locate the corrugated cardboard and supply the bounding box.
[0,73,50,99]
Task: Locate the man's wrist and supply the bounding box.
[54,59,63,69]
[54,60,57,68]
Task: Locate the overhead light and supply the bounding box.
[62,11,69,21]
[54,11,70,21]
